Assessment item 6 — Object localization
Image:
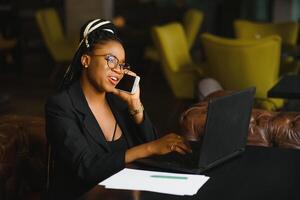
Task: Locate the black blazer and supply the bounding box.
[45,81,157,199]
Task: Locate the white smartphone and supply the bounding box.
[116,74,140,94]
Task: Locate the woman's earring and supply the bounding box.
[84,64,88,68]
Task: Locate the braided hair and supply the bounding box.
[59,19,122,90]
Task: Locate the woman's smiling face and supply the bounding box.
[81,40,126,93]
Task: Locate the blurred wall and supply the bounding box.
[273,0,300,22]
[273,0,292,22]
[65,0,114,37]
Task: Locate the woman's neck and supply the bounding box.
[80,78,106,107]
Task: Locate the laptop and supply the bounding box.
[136,87,255,174]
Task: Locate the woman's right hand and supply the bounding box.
[147,133,192,155]
[125,133,192,163]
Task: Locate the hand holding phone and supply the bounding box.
[116,73,140,94]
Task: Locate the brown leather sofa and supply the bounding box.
[0,115,47,200]
[180,91,300,149]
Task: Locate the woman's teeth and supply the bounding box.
[110,76,118,81]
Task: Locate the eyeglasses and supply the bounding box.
[89,54,130,72]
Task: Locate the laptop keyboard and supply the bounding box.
[150,152,197,168]
[135,141,203,173]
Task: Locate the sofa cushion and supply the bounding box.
[0,115,47,199]
[180,91,300,149]
[270,112,300,149]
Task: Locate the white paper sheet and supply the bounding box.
[99,168,210,196]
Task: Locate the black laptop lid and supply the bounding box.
[197,87,255,168]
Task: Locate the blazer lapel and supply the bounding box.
[68,81,110,152]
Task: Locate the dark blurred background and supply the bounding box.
[0,0,299,133]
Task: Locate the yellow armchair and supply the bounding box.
[182,8,204,49]
[35,8,77,81]
[234,19,300,75]
[145,9,204,62]
[152,22,203,99]
[234,20,299,45]
[201,33,283,110]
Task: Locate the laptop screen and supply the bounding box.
[197,87,255,168]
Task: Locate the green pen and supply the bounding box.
[150,175,188,180]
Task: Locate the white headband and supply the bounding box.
[83,19,114,48]
[62,19,115,83]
